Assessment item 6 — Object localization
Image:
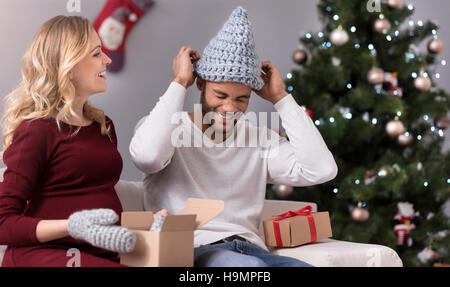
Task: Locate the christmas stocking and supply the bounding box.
[93,0,155,72]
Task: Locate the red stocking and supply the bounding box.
[93,0,154,72]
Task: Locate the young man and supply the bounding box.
[129,7,338,267]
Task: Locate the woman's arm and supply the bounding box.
[0,120,50,246]
[35,210,169,244]
[35,220,69,243]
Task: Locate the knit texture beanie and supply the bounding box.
[194,6,264,90]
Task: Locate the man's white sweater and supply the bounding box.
[129,82,338,250]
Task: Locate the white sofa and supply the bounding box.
[0,179,403,267]
[114,180,403,267]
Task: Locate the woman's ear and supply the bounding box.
[196,77,205,91]
[68,70,73,81]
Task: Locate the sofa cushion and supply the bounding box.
[270,238,403,267]
[114,180,145,211]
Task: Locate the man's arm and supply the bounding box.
[267,95,338,186]
[129,46,200,174]
[254,61,338,186]
[129,82,186,174]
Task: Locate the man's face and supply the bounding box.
[197,78,252,133]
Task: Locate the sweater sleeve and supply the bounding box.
[0,120,49,246]
[266,94,338,186]
[129,81,186,174]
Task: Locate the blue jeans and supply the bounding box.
[194,238,313,267]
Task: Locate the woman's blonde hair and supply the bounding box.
[2,15,110,149]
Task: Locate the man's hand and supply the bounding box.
[172,46,200,88]
[253,61,289,105]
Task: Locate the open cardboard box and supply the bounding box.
[120,198,224,267]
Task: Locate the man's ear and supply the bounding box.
[196,77,205,91]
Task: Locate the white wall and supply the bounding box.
[1,0,449,181]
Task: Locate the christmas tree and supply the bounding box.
[267,0,450,266]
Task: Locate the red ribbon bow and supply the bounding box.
[272,206,317,247]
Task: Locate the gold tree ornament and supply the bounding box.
[414,71,432,92]
[387,0,403,9]
[292,46,308,65]
[386,117,405,137]
[373,15,392,34]
[398,132,413,145]
[330,25,349,46]
[351,202,370,222]
[428,36,444,54]
[274,184,293,199]
[367,67,385,85]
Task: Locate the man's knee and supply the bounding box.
[236,255,268,267]
[195,248,268,267]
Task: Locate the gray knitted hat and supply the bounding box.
[194,6,264,90]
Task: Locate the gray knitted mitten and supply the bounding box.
[67,209,136,253]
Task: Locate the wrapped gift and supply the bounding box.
[263,206,332,247]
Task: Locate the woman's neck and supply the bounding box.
[64,115,92,127]
[64,98,92,126]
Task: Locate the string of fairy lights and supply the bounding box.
[282,2,450,202]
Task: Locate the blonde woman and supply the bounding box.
[0,15,161,267]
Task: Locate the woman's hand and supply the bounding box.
[172,46,200,88]
[67,209,136,253]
